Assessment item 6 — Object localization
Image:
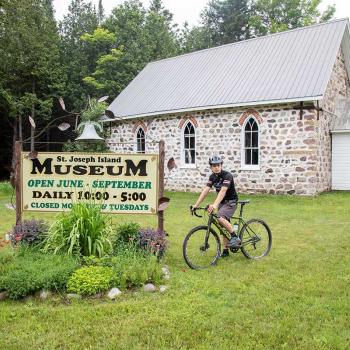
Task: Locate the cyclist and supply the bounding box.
[192,155,240,257]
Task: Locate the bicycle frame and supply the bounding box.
[203,204,260,248]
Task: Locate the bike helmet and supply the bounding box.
[208,155,223,165]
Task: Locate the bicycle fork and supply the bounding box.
[202,214,214,251]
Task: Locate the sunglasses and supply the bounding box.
[211,164,221,167]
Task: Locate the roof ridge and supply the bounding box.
[148,17,349,66]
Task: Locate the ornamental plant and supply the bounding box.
[138,228,168,259]
[43,202,113,257]
[0,251,79,299]
[66,265,117,296]
[114,222,141,247]
[83,247,162,289]
[8,219,49,247]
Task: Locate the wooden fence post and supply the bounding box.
[15,141,22,224]
[157,140,165,232]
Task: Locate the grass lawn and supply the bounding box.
[0,186,349,349]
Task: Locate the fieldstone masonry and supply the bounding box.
[107,50,350,195]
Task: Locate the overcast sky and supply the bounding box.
[52,0,349,28]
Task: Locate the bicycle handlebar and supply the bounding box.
[190,205,209,218]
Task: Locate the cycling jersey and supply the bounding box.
[206,170,238,202]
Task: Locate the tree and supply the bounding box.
[83,47,130,98]
[0,0,64,177]
[180,0,336,53]
[59,0,99,110]
[104,0,148,75]
[81,27,116,72]
[98,0,104,25]
[249,0,336,36]
[179,22,212,52]
[144,0,180,60]
[201,0,252,46]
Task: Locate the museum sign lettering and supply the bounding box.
[21,152,159,214]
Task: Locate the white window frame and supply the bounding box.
[240,116,260,171]
[135,126,146,154]
[181,120,196,168]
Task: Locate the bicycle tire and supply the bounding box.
[239,219,272,259]
[183,225,221,270]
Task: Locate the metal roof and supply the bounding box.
[107,18,350,121]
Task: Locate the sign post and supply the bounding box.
[157,140,165,233]
[15,141,22,224]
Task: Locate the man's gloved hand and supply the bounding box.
[190,205,196,215]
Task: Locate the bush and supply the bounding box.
[112,248,162,289]
[0,250,79,299]
[43,202,113,257]
[8,219,48,247]
[114,222,141,246]
[67,266,116,296]
[85,247,163,289]
[139,228,168,259]
[113,223,168,259]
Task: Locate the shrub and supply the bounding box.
[86,247,162,289]
[43,202,113,257]
[8,219,48,247]
[139,228,168,259]
[0,250,79,299]
[67,266,116,296]
[112,247,162,288]
[114,222,141,246]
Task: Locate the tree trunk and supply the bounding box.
[10,117,18,188]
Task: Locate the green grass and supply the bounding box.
[0,188,349,349]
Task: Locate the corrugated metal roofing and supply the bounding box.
[107,18,350,120]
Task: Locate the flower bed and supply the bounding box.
[0,202,169,301]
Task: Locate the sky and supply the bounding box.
[52,0,350,28]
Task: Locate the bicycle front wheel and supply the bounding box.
[183,225,221,270]
[239,219,272,259]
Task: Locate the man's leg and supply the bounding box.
[217,202,239,251]
[218,217,233,248]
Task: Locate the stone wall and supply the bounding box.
[106,50,349,196]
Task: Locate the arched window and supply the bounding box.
[243,117,259,167]
[136,127,145,153]
[182,121,196,165]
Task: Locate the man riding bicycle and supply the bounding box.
[192,155,240,257]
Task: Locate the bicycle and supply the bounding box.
[182,200,272,269]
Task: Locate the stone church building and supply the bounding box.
[104,18,350,195]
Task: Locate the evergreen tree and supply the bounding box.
[98,0,104,25]
[0,0,63,176]
[201,0,251,46]
[144,0,180,60]
[104,0,149,75]
[59,0,99,110]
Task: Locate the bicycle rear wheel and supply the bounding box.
[239,219,272,259]
[183,225,221,269]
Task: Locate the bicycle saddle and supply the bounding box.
[238,200,250,205]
